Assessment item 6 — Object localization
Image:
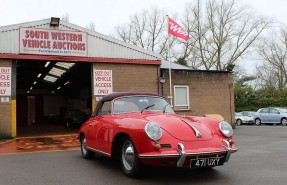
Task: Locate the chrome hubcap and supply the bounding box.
[81,138,87,155]
[122,141,135,171]
[282,119,287,125]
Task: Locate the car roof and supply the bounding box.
[99,92,162,102]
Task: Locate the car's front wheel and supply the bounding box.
[120,137,142,178]
[80,134,94,159]
[236,119,242,126]
[255,118,261,126]
[281,118,287,126]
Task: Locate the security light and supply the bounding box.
[50,17,60,26]
[159,77,165,84]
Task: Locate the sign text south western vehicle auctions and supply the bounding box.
[0,67,11,96]
[93,70,113,96]
[19,28,87,56]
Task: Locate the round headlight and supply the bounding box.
[219,121,233,138]
[145,122,162,141]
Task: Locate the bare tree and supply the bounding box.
[114,7,174,59]
[86,21,96,31]
[256,28,287,90]
[181,0,272,70]
[113,0,272,71]
[62,12,69,22]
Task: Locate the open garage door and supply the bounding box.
[16,60,92,136]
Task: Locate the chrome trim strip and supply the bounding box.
[139,154,180,158]
[181,119,202,138]
[139,148,239,158]
[87,146,111,157]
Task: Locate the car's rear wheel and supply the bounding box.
[80,134,94,159]
[120,137,142,178]
[281,118,287,126]
[236,119,242,126]
[255,118,261,126]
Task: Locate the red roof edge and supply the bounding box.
[0,54,161,65]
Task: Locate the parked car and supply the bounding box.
[78,92,238,178]
[235,111,255,126]
[254,107,287,126]
[63,110,89,128]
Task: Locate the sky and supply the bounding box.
[1,0,287,74]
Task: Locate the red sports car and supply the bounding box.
[78,92,238,178]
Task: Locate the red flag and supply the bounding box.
[168,18,189,41]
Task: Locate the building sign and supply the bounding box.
[0,67,11,96]
[93,69,113,96]
[19,27,87,56]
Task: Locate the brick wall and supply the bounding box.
[161,70,235,125]
[92,63,160,109]
[0,59,12,138]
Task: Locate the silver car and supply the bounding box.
[254,107,287,126]
[235,111,255,126]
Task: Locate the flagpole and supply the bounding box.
[166,15,173,107]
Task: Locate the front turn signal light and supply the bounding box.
[154,143,161,151]
[229,138,235,145]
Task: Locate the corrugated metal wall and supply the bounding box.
[0,19,162,60]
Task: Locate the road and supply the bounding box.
[0,126,287,185]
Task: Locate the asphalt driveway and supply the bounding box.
[0,126,286,185]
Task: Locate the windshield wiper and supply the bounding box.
[141,104,155,113]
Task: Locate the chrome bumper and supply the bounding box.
[175,140,238,167]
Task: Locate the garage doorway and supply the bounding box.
[16,60,92,136]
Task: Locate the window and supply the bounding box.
[259,108,268,113]
[97,101,111,116]
[270,108,279,114]
[174,85,189,110]
[113,96,174,114]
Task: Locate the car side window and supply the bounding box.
[259,109,268,113]
[97,101,111,116]
[270,108,279,114]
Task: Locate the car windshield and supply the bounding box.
[113,96,174,114]
[235,113,242,116]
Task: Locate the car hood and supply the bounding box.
[143,113,214,141]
